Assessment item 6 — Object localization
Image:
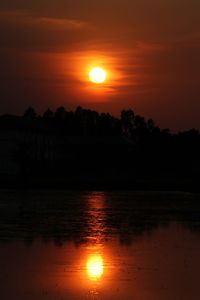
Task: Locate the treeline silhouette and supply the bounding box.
[0,106,199,190]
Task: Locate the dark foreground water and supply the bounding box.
[0,190,200,300]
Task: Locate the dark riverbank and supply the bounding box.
[0,172,199,192]
[0,107,200,193]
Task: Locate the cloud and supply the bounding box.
[0,10,89,30]
[0,10,95,51]
[38,17,88,30]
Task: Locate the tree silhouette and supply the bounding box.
[23,107,37,119]
[0,104,199,191]
[55,106,67,121]
[43,109,54,119]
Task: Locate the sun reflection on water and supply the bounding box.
[82,192,107,298]
[86,254,104,280]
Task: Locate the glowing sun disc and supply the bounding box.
[89,67,106,83]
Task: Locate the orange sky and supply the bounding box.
[0,0,200,130]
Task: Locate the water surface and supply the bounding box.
[0,190,200,300]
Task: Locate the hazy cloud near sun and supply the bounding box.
[0,10,89,30]
[0,10,95,51]
[1,0,200,53]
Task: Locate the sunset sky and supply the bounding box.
[1,0,200,130]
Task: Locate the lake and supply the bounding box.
[0,190,200,300]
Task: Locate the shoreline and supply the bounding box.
[0,174,199,193]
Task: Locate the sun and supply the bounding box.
[89,67,106,84]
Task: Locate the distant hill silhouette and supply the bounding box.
[0,106,199,191]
